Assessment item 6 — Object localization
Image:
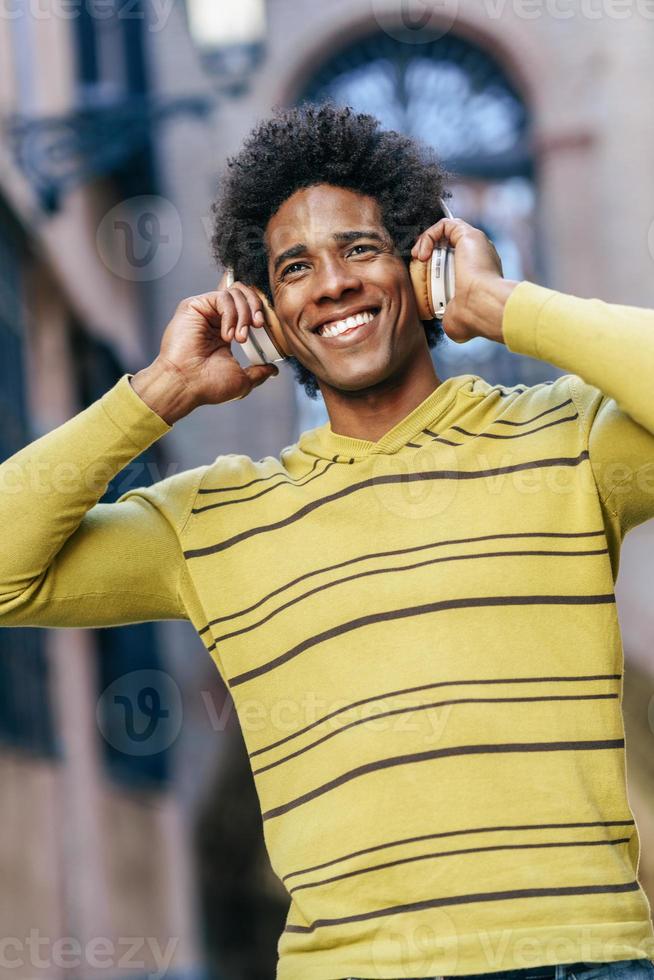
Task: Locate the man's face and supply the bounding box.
[264,184,425,393]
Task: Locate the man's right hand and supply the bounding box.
[130,278,280,424]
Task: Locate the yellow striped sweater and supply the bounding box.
[1,281,654,980]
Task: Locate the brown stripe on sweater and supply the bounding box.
[251,693,618,776]
[196,529,606,637]
[197,454,325,495]
[493,387,529,396]
[493,398,574,426]
[289,836,632,895]
[184,451,591,560]
[261,737,624,821]
[450,413,578,441]
[422,398,579,448]
[282,817,635,883]
[251,672,620,760]
[228,592,615,688]
[422,428,462,446]
[192,456,344,514]
[283,879,640,933]
[213,548,608,648]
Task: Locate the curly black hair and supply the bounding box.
[211,101,451,400]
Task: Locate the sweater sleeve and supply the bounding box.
[502,282,654,541]
[0,374,201,629]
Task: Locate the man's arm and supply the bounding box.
[0,276,283,630]
[414,216,654,539]
[500,282,654,538]
[0,374,196,628]
[500,282,654,438]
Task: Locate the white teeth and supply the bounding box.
[318,310,376,338]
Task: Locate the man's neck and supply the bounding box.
[321,355,442,444]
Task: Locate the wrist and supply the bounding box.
[129,358,195,425]
[467,277,520,344]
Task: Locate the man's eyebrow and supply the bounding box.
[273,243,307,274]
[333,229,389,245]
[272,230,389,274]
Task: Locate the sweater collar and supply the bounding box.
[298,374,477,460]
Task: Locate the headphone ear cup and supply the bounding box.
[249,287,291,362]
[409,255,434,321]
[219,268,290,364]
[409,248,454,321]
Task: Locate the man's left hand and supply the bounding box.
[411,216,520,345]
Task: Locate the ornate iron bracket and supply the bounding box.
[3,93,214,213]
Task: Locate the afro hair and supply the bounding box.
[211,101,451,400]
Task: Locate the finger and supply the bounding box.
[411,219,448,261]
[231,283,266,333]
[416,218,477,262]
[226,288,252,342]
[182,292,233,340]
[216,290,239,342]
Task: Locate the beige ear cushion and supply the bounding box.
[409,257,433,321]
[252,287,291,359]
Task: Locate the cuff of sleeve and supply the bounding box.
[502,281,561,359]
[99,373,173,449]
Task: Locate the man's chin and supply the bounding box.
[318,360,399,396]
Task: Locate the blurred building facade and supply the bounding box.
[1,1,653,979]
[0,3,201,978]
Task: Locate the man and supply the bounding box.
[1,103,653,980]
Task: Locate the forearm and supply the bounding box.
[501,282,654,435]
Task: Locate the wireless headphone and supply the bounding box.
[222,201,456,366]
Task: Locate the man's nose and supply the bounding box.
[311,257,363,303]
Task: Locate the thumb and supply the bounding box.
[242,363,279,388]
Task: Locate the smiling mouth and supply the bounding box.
[314,307,381,341]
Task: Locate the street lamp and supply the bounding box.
[184,0,267,96]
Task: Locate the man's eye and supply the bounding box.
[281,245,377,278]
[349,244,377,256]
[281,262,306,278]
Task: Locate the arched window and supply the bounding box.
[293,31,554,435]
